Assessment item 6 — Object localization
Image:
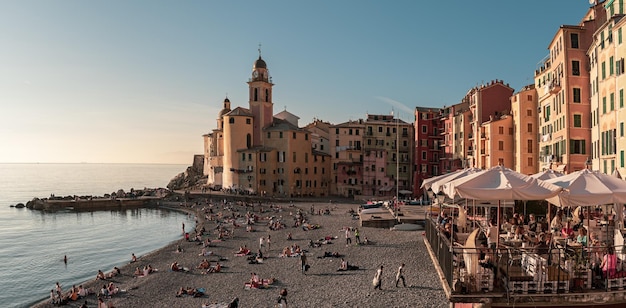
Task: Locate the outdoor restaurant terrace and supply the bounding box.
[423,166,626,307]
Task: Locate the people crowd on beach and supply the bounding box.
[39,194,421,308]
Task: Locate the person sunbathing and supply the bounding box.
[133,267,142,277]
[197,259,210,270]
[106,267,120,279]
[207,262,221,273]
[171,262,182,272]
[95,270,106,281]
[106,282,118,296]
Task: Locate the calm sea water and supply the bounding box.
[0,163,194,308]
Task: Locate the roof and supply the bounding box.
[264,117,301,131]
[225,107,252,117]
[254,56,267,69]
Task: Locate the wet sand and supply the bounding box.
[32,199,446,308]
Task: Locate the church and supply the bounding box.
[202,53,331,197]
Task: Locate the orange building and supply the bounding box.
[511,84,539,175]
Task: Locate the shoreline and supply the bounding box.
[31,197,447,308]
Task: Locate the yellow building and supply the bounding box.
[590,0,626,174]
[480,115,514,169]
[511,84,539,175]
[203,54,331,197]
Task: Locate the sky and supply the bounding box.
[0,1,594,164]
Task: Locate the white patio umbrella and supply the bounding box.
[545,169,626,207]
[442,165,562,248]
[421,169,465,190]
[430,168,484,194]
[530,169,564,181]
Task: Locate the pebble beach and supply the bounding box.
[32,198,447,308]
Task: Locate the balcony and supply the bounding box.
[549,79,561,94]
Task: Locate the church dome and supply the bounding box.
[254,56,267,69]
[218,108,231,117]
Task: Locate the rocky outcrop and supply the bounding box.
[167,165,206,191]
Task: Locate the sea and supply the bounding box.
[0,163,195,308]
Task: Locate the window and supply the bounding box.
[527,140,533,153]
[603,97,607,114]
[611,93,615,111]
[229,117,235,124]
[246,118,251,124]
[293,132,296,139]
[611,56,615,75]
[267,132,271,139]
[570,139,586,154]
[572,60,581,76]
[335,140,339,146]
[526,109,532,117]
[621,122,624,137]
[570,33,579,48]
[620,28,623,44]
[621,89,624,108]
[293,152,296,163]
[421,125,427,134]
[602,61,606,79]
[378,126,382,133]
[241,153,246,161]
[528,157,533,167]
[573,88,581,103]
[421,151,426,160]
[499,141,504,151]
[527,123,533,133]
[498,126,504,134]
[573,114,582,127]
[349,129,353,135]
[279,132,283,138]
[335,128,339,134]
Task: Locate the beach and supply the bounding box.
[32,198,446,308]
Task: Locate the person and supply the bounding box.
[300,252,308,273]
[131,253,137,263]
[561,221,574,239]
[133,267,142,276]
[601,244,618,279]
[267,234,271,250]
[64,255,67,264]
[208,262,222,273]
[345,227,352,246]
[106,266,121,279]
[533,233,550,255]
[576,227,588,247]
[259,236,265,251]
[551,210,563,232]
[277,288,288,307]
[171,262,181,272]
[395,263,406,287]
[354,228,361,245]
[373,265,383,290]
[338,258,348,271]
[528,214,538,233]
[486,220,498,250]
[96,270,106,280]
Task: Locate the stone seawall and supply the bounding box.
[26,197,159,211]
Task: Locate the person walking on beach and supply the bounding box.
[373,265,383,290]
[277,288,288,307]
[354,228,361,245]
[395,263,406,287]
[300,252,308,274]
[267,234,271,251]
[259,236,265,251]
[345,227,352,246]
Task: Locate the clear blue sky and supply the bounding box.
[0,1,592,164]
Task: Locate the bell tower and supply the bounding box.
[248,46,274,146]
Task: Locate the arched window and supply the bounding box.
[246,134,251,148]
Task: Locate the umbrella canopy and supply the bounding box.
[398,190,413,195]
[420,169,465,190]
[429,168,484,194]
[545,169,626,207]
[442,165,562,200]
[613,168,623,180]
[530,169,563,181]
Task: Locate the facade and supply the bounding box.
[361,114,414,199]
[330,120,364,197]
[536,5,605,173]
[480,114,514,169]
[203,54,331,197]
[465,80,515,169]
[590,1,626,174]
[413,107,443,194]
[511,84,539,175]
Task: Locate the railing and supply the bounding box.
[425,218,454,289]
